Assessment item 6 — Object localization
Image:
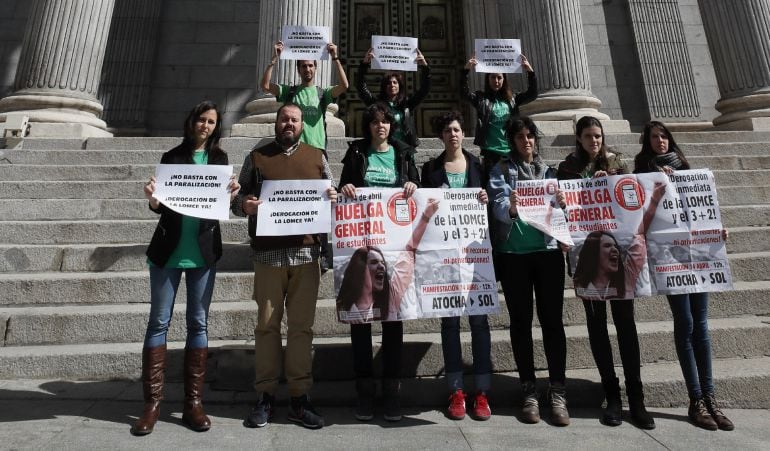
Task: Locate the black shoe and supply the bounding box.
[288,395,324,429]
[243,392,274,428]
[355,378,376,421]
[601,378,622,427]
[382,379,402,422]
[626,380,655,430]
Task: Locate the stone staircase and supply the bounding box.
[1,133,769,408]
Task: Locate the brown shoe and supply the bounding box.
[548,383,570,427]
[131,345,166,436]
[689,397,717,431]
[520,381,540,424]
[182,347,211,432]
[704,393,734,431]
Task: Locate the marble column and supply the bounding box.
[698,0,770,130]
[98,0,163,136]
[628,0,701,121]
[232,0,344,138]
[0,0,116,138]
[509,0,628,132]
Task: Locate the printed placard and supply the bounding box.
[371,35,418,71]
[255,179,332,236]
[153,164,233,220]
[280,26,330,60]
[333,188,499,323]
[515,179,574,246]
[474,38,522,73]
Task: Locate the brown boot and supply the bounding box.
[520,381,540,424]
[182,347,211,432]
[703,393,734,431]
[689,397,718,430]
[131,345,166,436]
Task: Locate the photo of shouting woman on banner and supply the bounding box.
[573,182,665,301]
[336,198,440,323]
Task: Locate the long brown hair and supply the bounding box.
[634,121,689,172]
[336,247,391,319]
[574,116,611,173]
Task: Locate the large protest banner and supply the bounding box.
[333,188,499,323]
[514,179,573,246]
[280,26,330,60]
[474,38,522,73]
[153,164,233,220]
[255,179,332,236]
[371,35,418,71]
[559,171,731,301]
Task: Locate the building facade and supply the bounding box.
[0,0,767,138]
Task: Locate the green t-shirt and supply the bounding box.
[363,146,398,187]
[496,218,549,254]
[446,171,467,189]
[277,84,334,149]
[485,100,511,155]
[163,151,207,268]
[388,102,406,143]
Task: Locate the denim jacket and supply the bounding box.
[487,157,559,250]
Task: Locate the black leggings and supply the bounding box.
[583,299,642,384]
[350,321,403,379]
[498,250,567,384]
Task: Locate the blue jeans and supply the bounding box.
[441,315,492,392]
[144,265,216,349]
[667,292,713,399]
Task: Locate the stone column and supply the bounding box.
[98,0,163,136]
[628,0,701,121]
[462,0,501,92]
[509,0,628,132]
[0,0,116,138]
[232,0,344,138]
[698,0,770,130]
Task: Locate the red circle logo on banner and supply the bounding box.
[545,180,558,196]
[614,177,645,211]
[386,192,418,225]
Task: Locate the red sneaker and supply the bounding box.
[447,389,466,420]
[471,392,491,421]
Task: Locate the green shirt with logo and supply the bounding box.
[364,146,398,187]
[277,84,335,149]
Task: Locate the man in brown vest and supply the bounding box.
[232,103,337,430]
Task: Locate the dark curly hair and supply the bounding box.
[431,110,464,137]
[361,102,395,140]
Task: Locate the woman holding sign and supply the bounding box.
[132,101,240,436]
[634,121,733,431]
[356,47,430,147]
[487,116,570,426]
[338,102,423,422]
[556,116,656,430]
[420,111,492,421]
[461,52,537,175]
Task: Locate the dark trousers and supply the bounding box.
[440,314,492,391]
[583,299,642,385]
[351,321,403,379]
[498,250,567,384]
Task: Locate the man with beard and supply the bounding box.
[232,103,337,430]
[260,41,349,150]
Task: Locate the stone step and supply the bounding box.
[4,355,769,409]
[2,199,768,226]
[1,316,767,382]
[1,286,768,346]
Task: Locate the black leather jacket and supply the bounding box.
[146,146,227,267]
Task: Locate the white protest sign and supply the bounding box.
[280,26,330,60]
[474,38,522,73]
[515,179,574,246]
[371,35,418,71]
[332,188,499,323]
[153,164,233,221]
[255,179,332,236]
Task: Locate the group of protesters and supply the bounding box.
[132,40,734,436]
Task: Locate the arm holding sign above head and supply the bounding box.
[328,43,350,98]
[259,41,282,96]
[514,53,538,106]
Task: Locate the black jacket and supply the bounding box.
[356,62,431,147]
[420,148,485,189]
[146,146,227,267]
[460,69,538,149]
[339,138,420,188]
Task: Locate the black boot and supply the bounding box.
[382,379,402,422]
[626,379,655,430]
[601,378,622,426]
[354,378,376,421]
